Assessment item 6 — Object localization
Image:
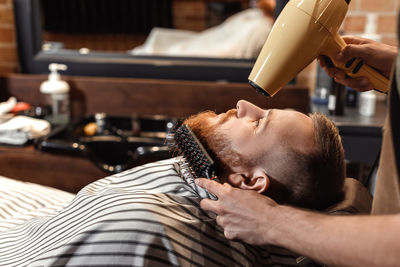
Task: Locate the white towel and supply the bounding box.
[0,116,51,145]
[131,8,273,59]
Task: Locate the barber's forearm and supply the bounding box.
[196,178,400,266]
[268,205,400,267]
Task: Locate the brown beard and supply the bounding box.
[183,110,244,177]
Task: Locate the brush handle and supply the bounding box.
[324,33,389,93]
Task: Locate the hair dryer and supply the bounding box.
[248,0,389,97]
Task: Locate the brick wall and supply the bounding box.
[344,0,398,46]
[173,1,208,31]
[0,0,17,75]
[172,0,249,31]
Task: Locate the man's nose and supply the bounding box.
[236,100,264,119]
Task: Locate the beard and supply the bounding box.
[182,110,244,177]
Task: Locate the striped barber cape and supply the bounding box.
[0,158,299,267]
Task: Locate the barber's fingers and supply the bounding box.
[336,35,378,63]
[217,215,236,240]
[200,198,220,214]
[335,43,372,63]
[317,61,373,92]
[216,215,225,227]
[342,35,375,45]
[327,67,373,91]
[317,56,327,68]
[218,217,239,240]
[196,178,229,196]
[319,36,374,66]
[334,75,373,92]
[197,179,235,214]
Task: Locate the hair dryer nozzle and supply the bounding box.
[248,80,271,97]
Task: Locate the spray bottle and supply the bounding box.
[40,63,70,125]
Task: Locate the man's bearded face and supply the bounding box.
[183,110,244,174]
[183,100,316,181]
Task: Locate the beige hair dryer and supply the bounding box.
[248,0,389,97]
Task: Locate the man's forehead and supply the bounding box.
[272,108,313,120]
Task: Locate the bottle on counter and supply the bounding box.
[328,79,345,116]
[40,63,70,125]
[312,64,332,114]
[359,91,376,116]
[345,86,359,108]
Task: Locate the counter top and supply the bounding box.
[325,99,387,169]
[328,99,387,128]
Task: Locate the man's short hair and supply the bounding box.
[309,112,346,209]
[272,113,345,210]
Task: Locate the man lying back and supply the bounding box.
[0,100,346,266]
[184,99,345,210]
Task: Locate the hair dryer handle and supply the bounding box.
[324,34,389,93]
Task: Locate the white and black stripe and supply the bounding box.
[0,176,74,232]
[0,158,299,266]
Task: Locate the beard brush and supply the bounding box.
[167,124,217,179]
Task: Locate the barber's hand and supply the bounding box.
[196,178,278,245]
[318,36,397,92]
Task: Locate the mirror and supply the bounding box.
[13,0,276,82]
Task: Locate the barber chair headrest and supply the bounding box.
[326,178,372,215]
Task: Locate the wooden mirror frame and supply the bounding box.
[13,0,255,82]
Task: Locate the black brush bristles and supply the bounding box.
[167,124,216,179]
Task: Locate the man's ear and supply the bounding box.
[227,169,270,194]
